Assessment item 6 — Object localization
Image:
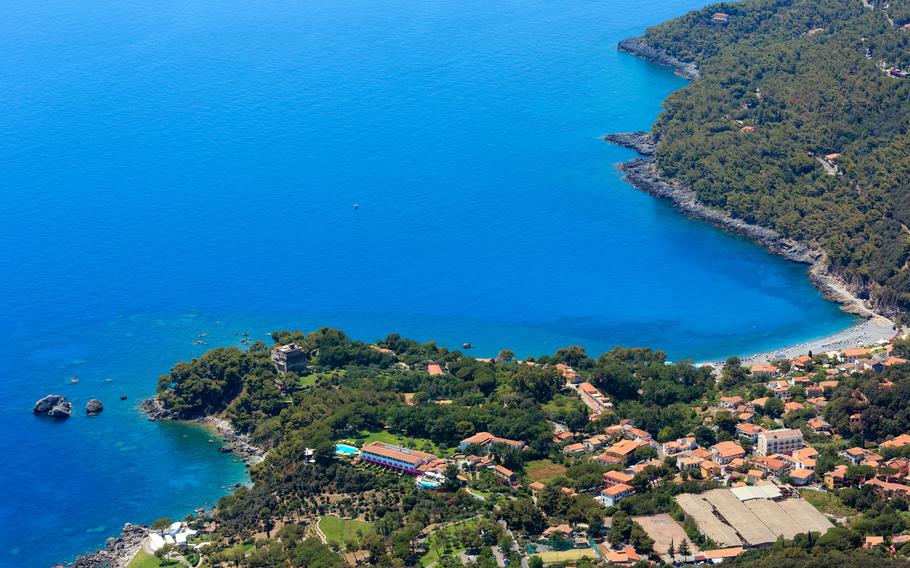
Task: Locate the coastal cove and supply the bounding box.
[0,0,871,566]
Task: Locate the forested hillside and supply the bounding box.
[635,0,910,313]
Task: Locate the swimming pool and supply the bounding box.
[416,479,441,489]
[335,444,359,456]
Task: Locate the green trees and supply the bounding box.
[498,499,546,536]
[609,511,633,546]
[510,365,564,403]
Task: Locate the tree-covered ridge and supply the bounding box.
[637,0,910,312]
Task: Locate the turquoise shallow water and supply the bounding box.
[0,0,855,565]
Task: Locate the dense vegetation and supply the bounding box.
[638,0,910,313]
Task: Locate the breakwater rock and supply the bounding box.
[34,395,72,419]
[618,37,699,80]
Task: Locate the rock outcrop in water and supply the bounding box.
[86,399,104,416]
[71,523,147,568]
[605,132,875,318]
[603,132,656,155]
[617,37,699,80]
[34,395,73,419]
[138,395,172,421]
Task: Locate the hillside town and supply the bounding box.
[120,323,910,568]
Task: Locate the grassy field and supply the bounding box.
[536,548,598,563]
[800,489,857,517]
[127,551,172,568]
[526,459,567,483]
[319,515,374,547]
[297,373,320,386]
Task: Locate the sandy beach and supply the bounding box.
[703,315,899,367]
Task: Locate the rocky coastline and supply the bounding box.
[617,37,699,80]
[140,395,265,467]
[63,523,147,568]
[606,131,877,319]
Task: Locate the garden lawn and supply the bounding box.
[297,373,320,387]
[127,551,169,568]
[526,459,567,483]
[319,515,374,547]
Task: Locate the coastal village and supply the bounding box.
[111,328,910,568]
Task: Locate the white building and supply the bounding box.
[756,428,803,456]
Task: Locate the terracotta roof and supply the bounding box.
[578,382,600,395]
[492,465,515,477]
[361,442,436,466]
[603,470,634,484]
[704,547,744,559]
[737,423,763,435]
[842,348,870,357]
[711,441,745,459]
[602,482,634,496]
[606,439,649,457]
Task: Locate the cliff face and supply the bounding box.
[607,132,875,317]
[617,37,699,80]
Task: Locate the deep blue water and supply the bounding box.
[0,0,855,565]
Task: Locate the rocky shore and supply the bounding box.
[617,37,699,80]
[140,395,265,466]
[200,415,266,467]
[66,523,147,568]
[606,131,877,319]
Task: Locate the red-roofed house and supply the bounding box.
[598,483,634,507]
[789,468,815,486]
[736,422,764,442]
[842,348,871,363]
[711,441,746,465]
[751,365,778,377]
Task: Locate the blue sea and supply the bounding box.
[0,0,855,565]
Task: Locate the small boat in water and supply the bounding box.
[120,394,128,401]
[70,377,80,384]
[462,343,474,349]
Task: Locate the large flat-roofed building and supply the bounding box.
[756,428,803,456]
[360,442,437,475]
[676,486,832,548]
[271,343,309,373]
